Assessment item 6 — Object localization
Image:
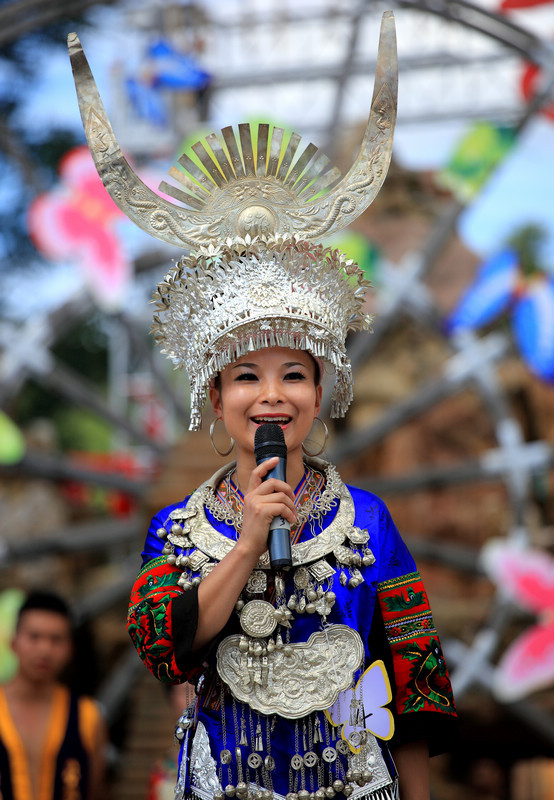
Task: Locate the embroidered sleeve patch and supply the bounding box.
[127,557,185,684]
[377,571,456,717]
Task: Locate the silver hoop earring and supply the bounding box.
[210,418,235,457]
[302,417,328,457]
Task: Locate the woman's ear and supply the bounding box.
[314,384,322,418]
[209,385,224,419]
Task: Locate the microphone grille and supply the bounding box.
[254,423,287,463]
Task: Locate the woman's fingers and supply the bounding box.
[250,481,296,516]
[259,493,296,523]
[238,460,298,557]
[245,488,296,520]
[255,478,294,498]
[247,457,279,489]
[246,459,295,503]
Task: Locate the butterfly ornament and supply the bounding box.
[325,660,394,753]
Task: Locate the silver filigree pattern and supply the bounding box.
[188,551,209,571]
[348,733,395,799]
[239,600,278,638]
[68,13,396,248]
[216,625,363,718]
[308,559,335,582]
[167,457,358,568]
[246,570,267,594]
[189,722,221,798]
[348,527,370,545]
[203,461,343,533]
[152,237,372,428]
[293,567,311,590]
[184,464,355,568]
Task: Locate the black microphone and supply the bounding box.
[254,423,293,570]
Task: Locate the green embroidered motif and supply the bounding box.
[397,638,455,714]
[383,585,425,612]
[137,571,181,598]
[128,563,185,684]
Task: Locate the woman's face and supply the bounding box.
[209,347,322,463]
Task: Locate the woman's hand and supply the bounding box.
[193,458,295,651]
[239,457,297,559]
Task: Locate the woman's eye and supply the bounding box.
[235,372,257,381]
[285,371,306,381]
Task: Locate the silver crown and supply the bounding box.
[68,12,397,430]
[152,236,373,430]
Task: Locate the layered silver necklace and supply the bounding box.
[201,460,343,536]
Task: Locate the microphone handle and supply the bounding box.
[263,456,293,570]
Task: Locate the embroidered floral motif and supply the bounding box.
[384,611,436,644]
[383,585,426,612]
[397,638,456,714]
[128,558,184,683]
[377,571,456,717]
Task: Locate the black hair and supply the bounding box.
[17,590,73,629]
[307,354,321,385]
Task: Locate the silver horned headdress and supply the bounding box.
[68,12,397,430]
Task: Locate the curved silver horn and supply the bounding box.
[293,10,397,239]
[68,32,209,250]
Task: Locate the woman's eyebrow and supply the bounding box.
[230,361,306,370]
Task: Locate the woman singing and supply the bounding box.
[126,237,457,800]
[69,14,457,797]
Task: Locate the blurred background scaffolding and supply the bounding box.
[1,0,554,797]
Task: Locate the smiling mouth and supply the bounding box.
[251,416,292,426]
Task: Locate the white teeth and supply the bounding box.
[253,417,291,424]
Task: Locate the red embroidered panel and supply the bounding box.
[377,571,456,717]
[128,556,185,684]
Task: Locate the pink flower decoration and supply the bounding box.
[28,146,132,312]
[481,539,554,700]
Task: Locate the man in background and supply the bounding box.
[0,590,107,800]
